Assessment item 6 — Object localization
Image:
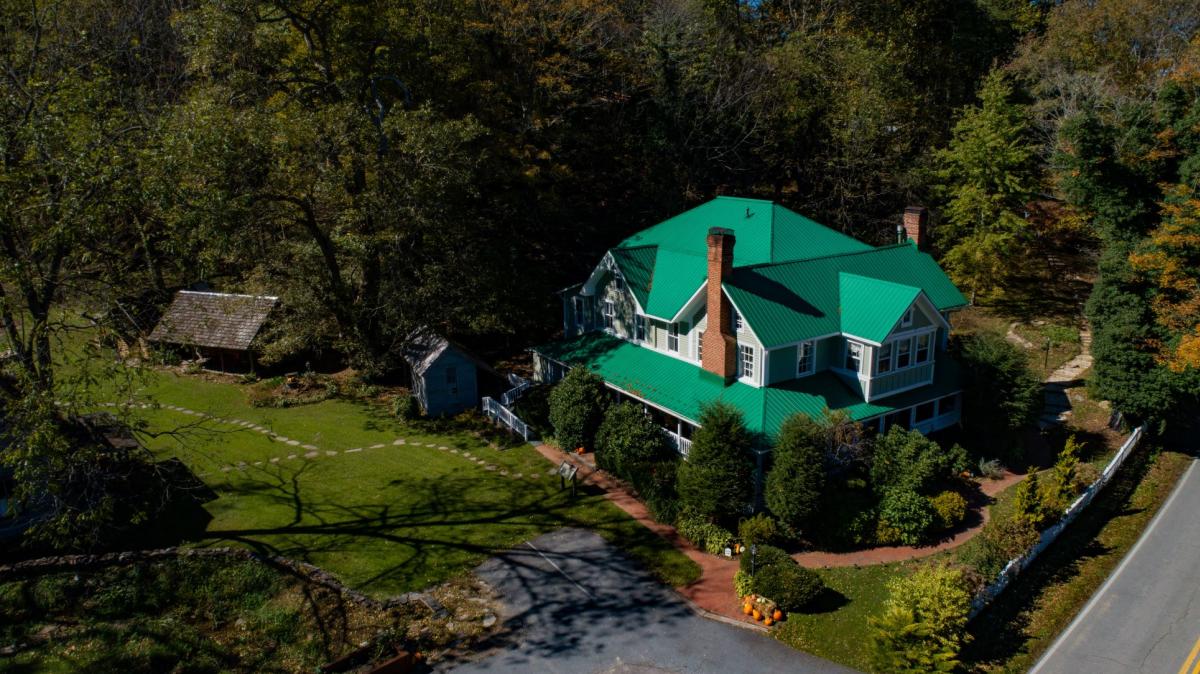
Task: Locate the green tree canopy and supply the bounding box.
[764,413,826,537]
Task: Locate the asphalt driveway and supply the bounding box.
[438,528,858,674]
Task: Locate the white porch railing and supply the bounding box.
[665,429,692,457]
[500,373,531,406]
[482,396,530,441]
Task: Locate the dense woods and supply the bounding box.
[1,0,1198,422]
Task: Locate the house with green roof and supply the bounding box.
[532,197,968,455]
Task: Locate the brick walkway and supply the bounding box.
[533,443,1024,626]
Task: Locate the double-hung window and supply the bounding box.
[696,331,704,362]
[845,341,863,373]
[733,309,744,333]
[797,341,814,376]
[915,333,931,364]
[877,342,893,374]
[740,344,755,380]
[613,274,625,291]
[634,314,646,342]
[602,300,615,330]
[667,322,679,352]
[896,338,912,369]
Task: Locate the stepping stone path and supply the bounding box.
[118,402,541,484]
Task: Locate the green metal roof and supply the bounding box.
[609,246,656,310]
[534,332,962,438]
[723,244,968,348]
[618,196,872,267]
[839,273,921,343]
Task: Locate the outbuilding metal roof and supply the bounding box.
[149,291,277,351]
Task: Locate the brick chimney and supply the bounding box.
[903,206,929,250]
[702,227,738,385]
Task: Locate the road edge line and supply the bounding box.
[1030,456,1198,674]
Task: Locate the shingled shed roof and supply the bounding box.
[149,291,278,351]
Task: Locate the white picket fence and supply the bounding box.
[969,424,1146,617]
[481,396,531,441]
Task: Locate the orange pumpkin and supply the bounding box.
[773,609,783,621]
[742,603,752,615]
[752,609,762,621]
[763,617,774,627]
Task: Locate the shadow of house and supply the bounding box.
[148,291,278,372]
[400,328,500,417]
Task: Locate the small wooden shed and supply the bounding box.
[149,291,278,371]
[400,329,485,417]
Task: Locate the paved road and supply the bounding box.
[439,528,858,674]
[1032,456,1200,674]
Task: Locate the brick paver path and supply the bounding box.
[534,443,1025,626]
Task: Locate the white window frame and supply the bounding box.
[696,330,704,362]
[602,300,615,331]
[666,322,679,352]
[901,307,915,328]
[877,342,893,374]
[896,338,912,369]
[733,309,744,333]
[634,314,646,342]
[797,340,815,376]
[739,344,755,381]
[915,333,931,364]
[845,341,863,374]
[613,273,625,292]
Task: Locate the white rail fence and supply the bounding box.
[970,424,1146,617]
[481,396,532,441]
[500,373,531,406]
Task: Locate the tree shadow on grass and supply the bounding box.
[802,587,850,615]
[150,461,674,598]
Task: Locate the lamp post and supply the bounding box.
[750,544,758,576]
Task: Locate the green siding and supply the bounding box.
[769,345,798,384]
[872,362,934,397]
[816,337,839,371]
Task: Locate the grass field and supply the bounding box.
[85,367,698,596]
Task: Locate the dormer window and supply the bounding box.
[733,309,744,333]
[602,300,615,330]
[613,274,625,291]
[901,307,914,328]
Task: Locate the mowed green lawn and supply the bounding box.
[104,369,697,596]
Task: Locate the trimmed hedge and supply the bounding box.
[676,513,733,556]
[751,561,825,613]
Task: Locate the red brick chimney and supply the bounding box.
[702,227,738,385]
[903,206,929,250]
